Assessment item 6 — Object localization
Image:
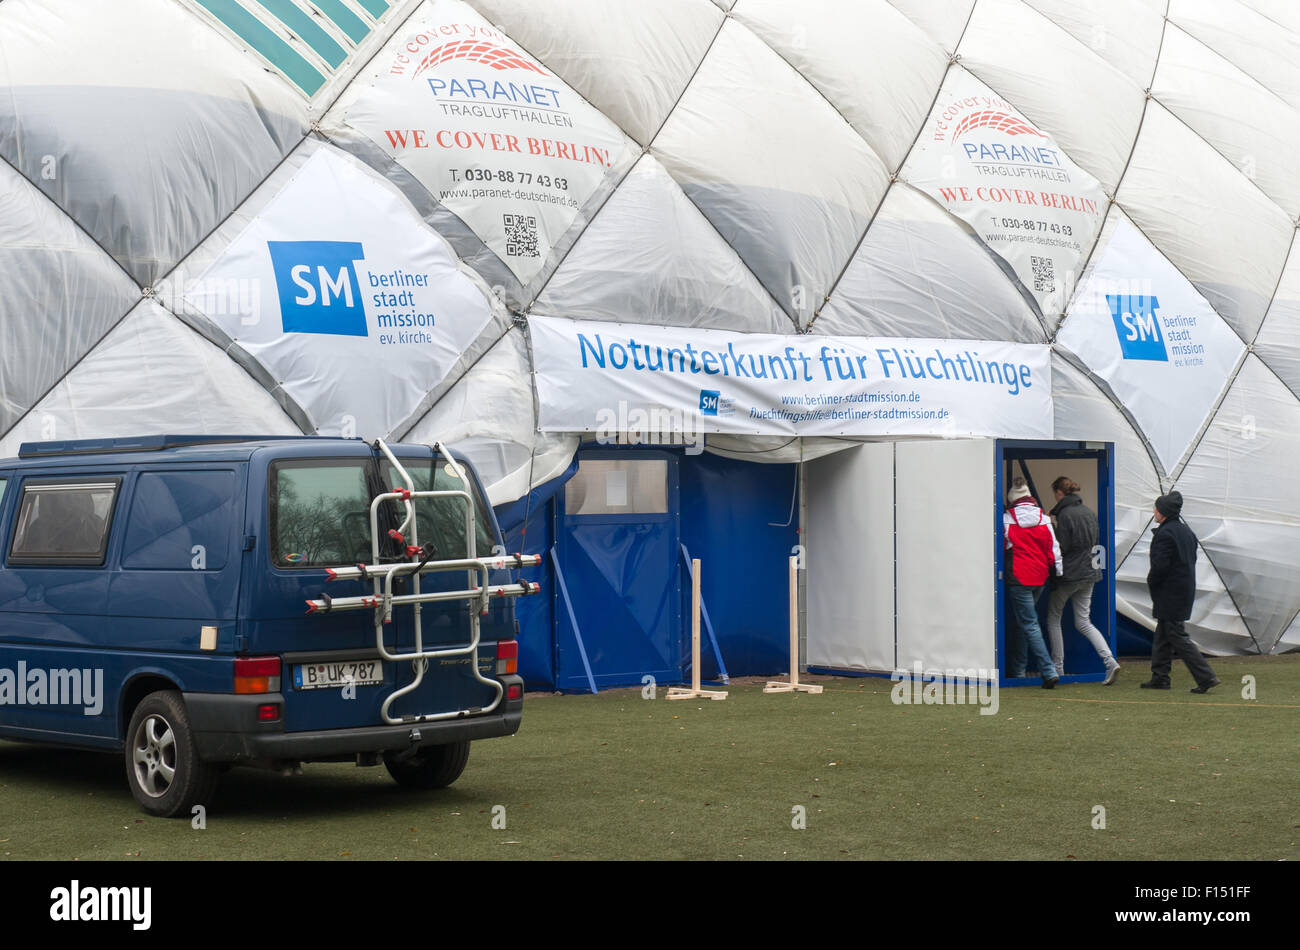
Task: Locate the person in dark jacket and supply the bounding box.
[1046,477,1120,683]
[1141,490,1220,693]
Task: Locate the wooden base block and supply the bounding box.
[666,688,728,701]
[763,681,824,694]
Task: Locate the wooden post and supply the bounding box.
[765,555,822,694]
[667,558,727,700]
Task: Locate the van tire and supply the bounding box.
[125,690,220,818]
[383,741,470,789]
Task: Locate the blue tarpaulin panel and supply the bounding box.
[501,446,798,691]
[495,458,575,691]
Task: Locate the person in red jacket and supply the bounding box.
[1003,476,1063,687]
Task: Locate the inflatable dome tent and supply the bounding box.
[2,0,1298,687]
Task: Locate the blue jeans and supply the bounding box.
[1006,585,1058,681]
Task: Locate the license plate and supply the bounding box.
[293,660,384,691]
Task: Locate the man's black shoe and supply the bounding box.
[1190,678,1221,694]
[1042,677,1058,689]
[1139,680,1171,690]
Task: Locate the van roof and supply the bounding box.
[12,434,353,460]
[1,435,469,473]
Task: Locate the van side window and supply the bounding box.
[122,471,236,570]
[9,479,121,565]
[382,459,494,559]
[269,460,373,567]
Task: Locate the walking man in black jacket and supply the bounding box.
[1141,491,1220,693]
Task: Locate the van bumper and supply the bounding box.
[184,678,523,763]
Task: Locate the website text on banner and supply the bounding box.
[530,316,1053,439]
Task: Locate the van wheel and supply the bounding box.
[125,691,220,818]
[383,741,470,789]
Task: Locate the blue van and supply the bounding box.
[0,435,539,817]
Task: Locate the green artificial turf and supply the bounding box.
[0,654,1296,860]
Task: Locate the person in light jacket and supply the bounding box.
[1141,491,1219,693]
[1004,476,1063,688]
[1046,477,1120,684]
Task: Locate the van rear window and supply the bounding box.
[269,460,373,567]
[9,479,121,565]
[382,458,494,559]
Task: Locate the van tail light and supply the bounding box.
[235,656,281,694]
[507,684,523,701]
[496,640,518,676]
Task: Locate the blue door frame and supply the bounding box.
[996,439,1116,686]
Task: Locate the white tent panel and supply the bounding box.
[732,0,949,173]
[886,0,976,53]
[895,439,995,673]
[817,184,1045,341]
[1049,354,1161,564]
[321,0,639,288]
[172,142,509,441]
[1277,612,1300,653]
[153,143,317,319]
[1152,25,1300,218]
[465,0,723,146]
[403,328,578,506]
[1175,356,1300,651]
[652,18,889,327]
[1021,0,1166,89]
[1117,102,1293,344]
[1169,0,1300,111]
[1056,210,1245,475]
[533,155,789,333]
[805,443,896,671]
[958,0,1146,195]
[0,0,315,99]
[1251,235,1300,399]
[0,300,299,459]
[0,161,141,435]
[0,0,308,285]
[1180,519,1300,654]
[900,66,1107,322]
[703,436,855,465]
[1238,0,1300,35]
[1176,356,1300,526]
[1116,533,1255,656]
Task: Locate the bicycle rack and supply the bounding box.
[304,440,542,725]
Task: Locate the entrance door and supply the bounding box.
[556,449,681,689]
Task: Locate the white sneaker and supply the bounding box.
[1103,663,1121,686]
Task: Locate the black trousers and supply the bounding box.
[1150,619,1216,685]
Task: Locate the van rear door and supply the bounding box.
[242,445,512,733]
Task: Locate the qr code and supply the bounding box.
[1030,255,1055,292]
[504,213,539,257]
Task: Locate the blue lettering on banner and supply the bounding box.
[268,240,368,336]
[699,390,720,416]
[1108,294,1168,362]
[425,77,563,109]
[572,331,1036,395]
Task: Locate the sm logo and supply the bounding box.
[268,241,367,337]
[1107,294,1168,362]
[699,390,720,416]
